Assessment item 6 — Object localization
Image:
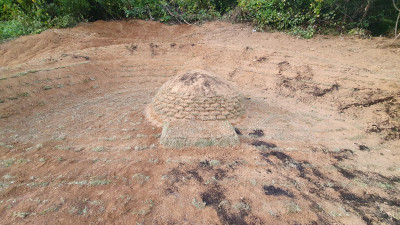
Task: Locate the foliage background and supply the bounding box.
[0,0,399,40]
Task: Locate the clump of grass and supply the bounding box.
[204,176,218,185]
[92,146,105,152]
[40,205,59,215]
[1,158,16,167]
[233,202,251,211]
[148,158,159,163]
[43,85,53,90]
[102,137,116,141]
[209,159,220,167]
[56,145,72,151]
[68,180,88,185]
[13,211,30,218]
[287,202,301,214]
[132,173,150,184]
[132,200,154,215]
[134,146,148,151]
[17,92,30,97]
[192,198,206,209]
[89,179,111,186]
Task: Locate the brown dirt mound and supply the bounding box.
[150,70,244,122]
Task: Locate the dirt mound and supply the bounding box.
[150,70,243,122]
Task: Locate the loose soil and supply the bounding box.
[0,20,399,225]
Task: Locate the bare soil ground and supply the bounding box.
[0,20,399,225]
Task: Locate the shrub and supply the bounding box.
[236,0,325,38]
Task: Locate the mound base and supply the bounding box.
[160,120,239,148]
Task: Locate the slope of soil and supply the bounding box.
[0,20,399,225]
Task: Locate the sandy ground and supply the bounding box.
[0,20,399,225]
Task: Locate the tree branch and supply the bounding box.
[393,0,400,43]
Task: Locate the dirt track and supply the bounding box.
[0,20,399,224]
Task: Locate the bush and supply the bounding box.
[0,0,398,40]
[236,0,327,38]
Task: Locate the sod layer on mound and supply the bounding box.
[160,120,239,148]
[151,70,244,122]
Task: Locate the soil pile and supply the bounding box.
[150,70,244,122]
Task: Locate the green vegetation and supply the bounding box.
[1,0,399,40]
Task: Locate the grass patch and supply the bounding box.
[132,173,150,184]
[89,179,111,186]
[287,201,301,214]
[1,158,16,167]
[12,211,30,218]
[132,199,154,215]
[192,198,206,209]
[92,146,105,152]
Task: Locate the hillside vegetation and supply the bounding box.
[1,0,399,40]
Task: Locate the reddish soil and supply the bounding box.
[0,20,399,225]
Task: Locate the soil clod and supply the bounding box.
[263,185,294,198]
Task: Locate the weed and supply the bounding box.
[192,198,206,209]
